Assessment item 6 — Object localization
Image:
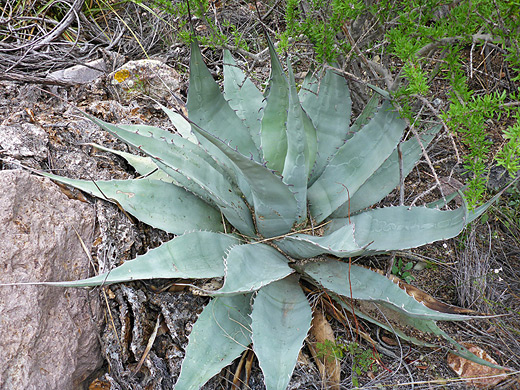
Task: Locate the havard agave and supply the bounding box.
[32,35,506,389]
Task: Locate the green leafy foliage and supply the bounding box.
[316,340,380,388]
[28,35,508,389]
[282,0,520,208]
[392,258,415,284]
[283,0,362,62]
[346,342,379,388]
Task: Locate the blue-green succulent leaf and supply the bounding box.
[333,125,441,216]
[155,104,254,204]
[377,303,504,368]
[187,38,260,161]
[368,83,391,98]
[189,124,298,238]
[426,190,464,209]
[308,101,407,222]
[157,103,198,143]
[432,324,506,369]
[86,115,256,236]
[327,203,468,252]
[34,232,239,287]
[370,302,505,369]
[251,275,312,390]
[299,259,477,321]
[333,297,438,348]
[282,59,315,222]
[41,172,223,234]
[116,123,176,141]
[299,66,351,183]
[223,50,264,150]
[349,93,379,136]
[467,179,518,223]
[275,223,364,259]
[213,243,293,295]
[260,35,289,173]
[89,143,172,182]
[350,203,468,251]
[176,294,252,390]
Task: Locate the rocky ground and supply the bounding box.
[1,2,520,389]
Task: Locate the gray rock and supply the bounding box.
[47,58,107,85]
[0,170,102,390]
[109,59,182,104]
[0,123,48,160]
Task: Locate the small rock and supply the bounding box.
[438,176,464,206]
[447,343,507,389]
[0,170,102,390]
[109,59,182,104]
[487,164,519,191]
[47,58,107,85]
[0,123,48,160]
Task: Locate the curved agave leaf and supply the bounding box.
[187,38,260,161]
[41,173,223,234]
[214,243,293,295]
[379,301,504,369]
[154,103,254,205]
[251,275,312,390]
[282,59,316,223]
[116,123,176,142]
[299,258,478,321]
[89,143,172,182]
[433,323,506,370]
[189,123,298,238]
[175,294,252,390]
[157,103,198,143]
[86,115,256,236]
[35,232,239,287]
[274,223,364,259]
[426,189,464,209]
[332,296,438,348]
[467,179,519,223]
[260,35,289,173]
[349,93,379,135]
[85,116,219,205]
[105,120,233,189]
[95,117,235,183]
[308,101,407,222]
[223,50,264,150]
[333,296,505,369]
[333,125,441,216]
[348,203,468,252]
[299,66,351,183]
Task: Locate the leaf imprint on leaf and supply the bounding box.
[116,190,135,198]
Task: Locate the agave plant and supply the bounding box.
[36,36,505,389]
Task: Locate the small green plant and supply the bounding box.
[316,340,380,388]
[347,342,379,388]
[392,258,415,283]
[25,32,508,389]
[315,339,345,362]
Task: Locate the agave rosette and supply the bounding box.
[38,36,505,389]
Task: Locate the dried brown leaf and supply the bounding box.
[447,343,507,389]
[309,311,341,390]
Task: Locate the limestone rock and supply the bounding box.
[109,59,182,104]
[0,170,102,390]
[0,123,48,160]
[47,58,107,85]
